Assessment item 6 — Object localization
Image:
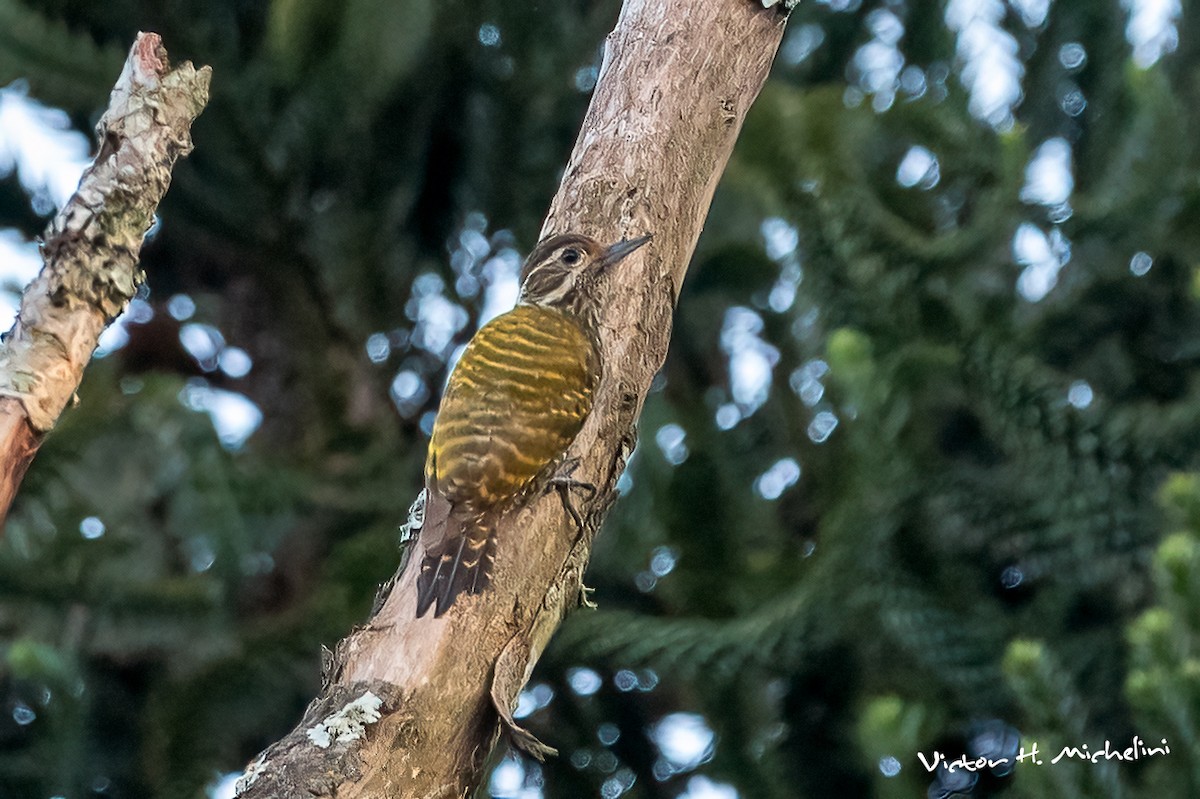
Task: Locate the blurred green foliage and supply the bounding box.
[2,0,1200,797]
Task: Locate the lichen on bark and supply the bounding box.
[0,32,210,432]
[0,32,210,524]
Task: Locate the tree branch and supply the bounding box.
[0,32,211,525]
[236,1,786,795]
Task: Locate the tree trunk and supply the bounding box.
[236,1,787,796]
[0,33,211,527]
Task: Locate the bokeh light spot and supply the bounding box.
[755,458,801,500]
[896,145,940,190]
[477,23,501,47]
[1130,251,1153,276]
[1067,380,1094,409]
[651,713,715,774]
[567,667,602,696]
[654,423,688,465]
[807,412,839,444]
[79,516,106,540]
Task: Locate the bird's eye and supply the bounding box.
[561,248,581,265]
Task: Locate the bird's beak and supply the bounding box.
[597,233,653,270]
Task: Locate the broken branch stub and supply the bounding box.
[0,32,211,524]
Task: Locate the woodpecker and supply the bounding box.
[414,231,652,618]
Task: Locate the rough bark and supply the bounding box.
[236,1,787,796]
[0,33,211,526]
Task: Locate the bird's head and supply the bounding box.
[518,232,652,317]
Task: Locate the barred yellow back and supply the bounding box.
[426,305,598,507]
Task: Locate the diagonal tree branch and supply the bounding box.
[0,32,211,526]
[236,1,788,796]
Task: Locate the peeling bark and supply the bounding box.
[237,1,787,795]
[0,32,211,525]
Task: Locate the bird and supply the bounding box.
[414,231,652,618]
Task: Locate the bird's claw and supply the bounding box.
[546,457,595,532]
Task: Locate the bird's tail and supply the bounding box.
[415,513,496,618]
